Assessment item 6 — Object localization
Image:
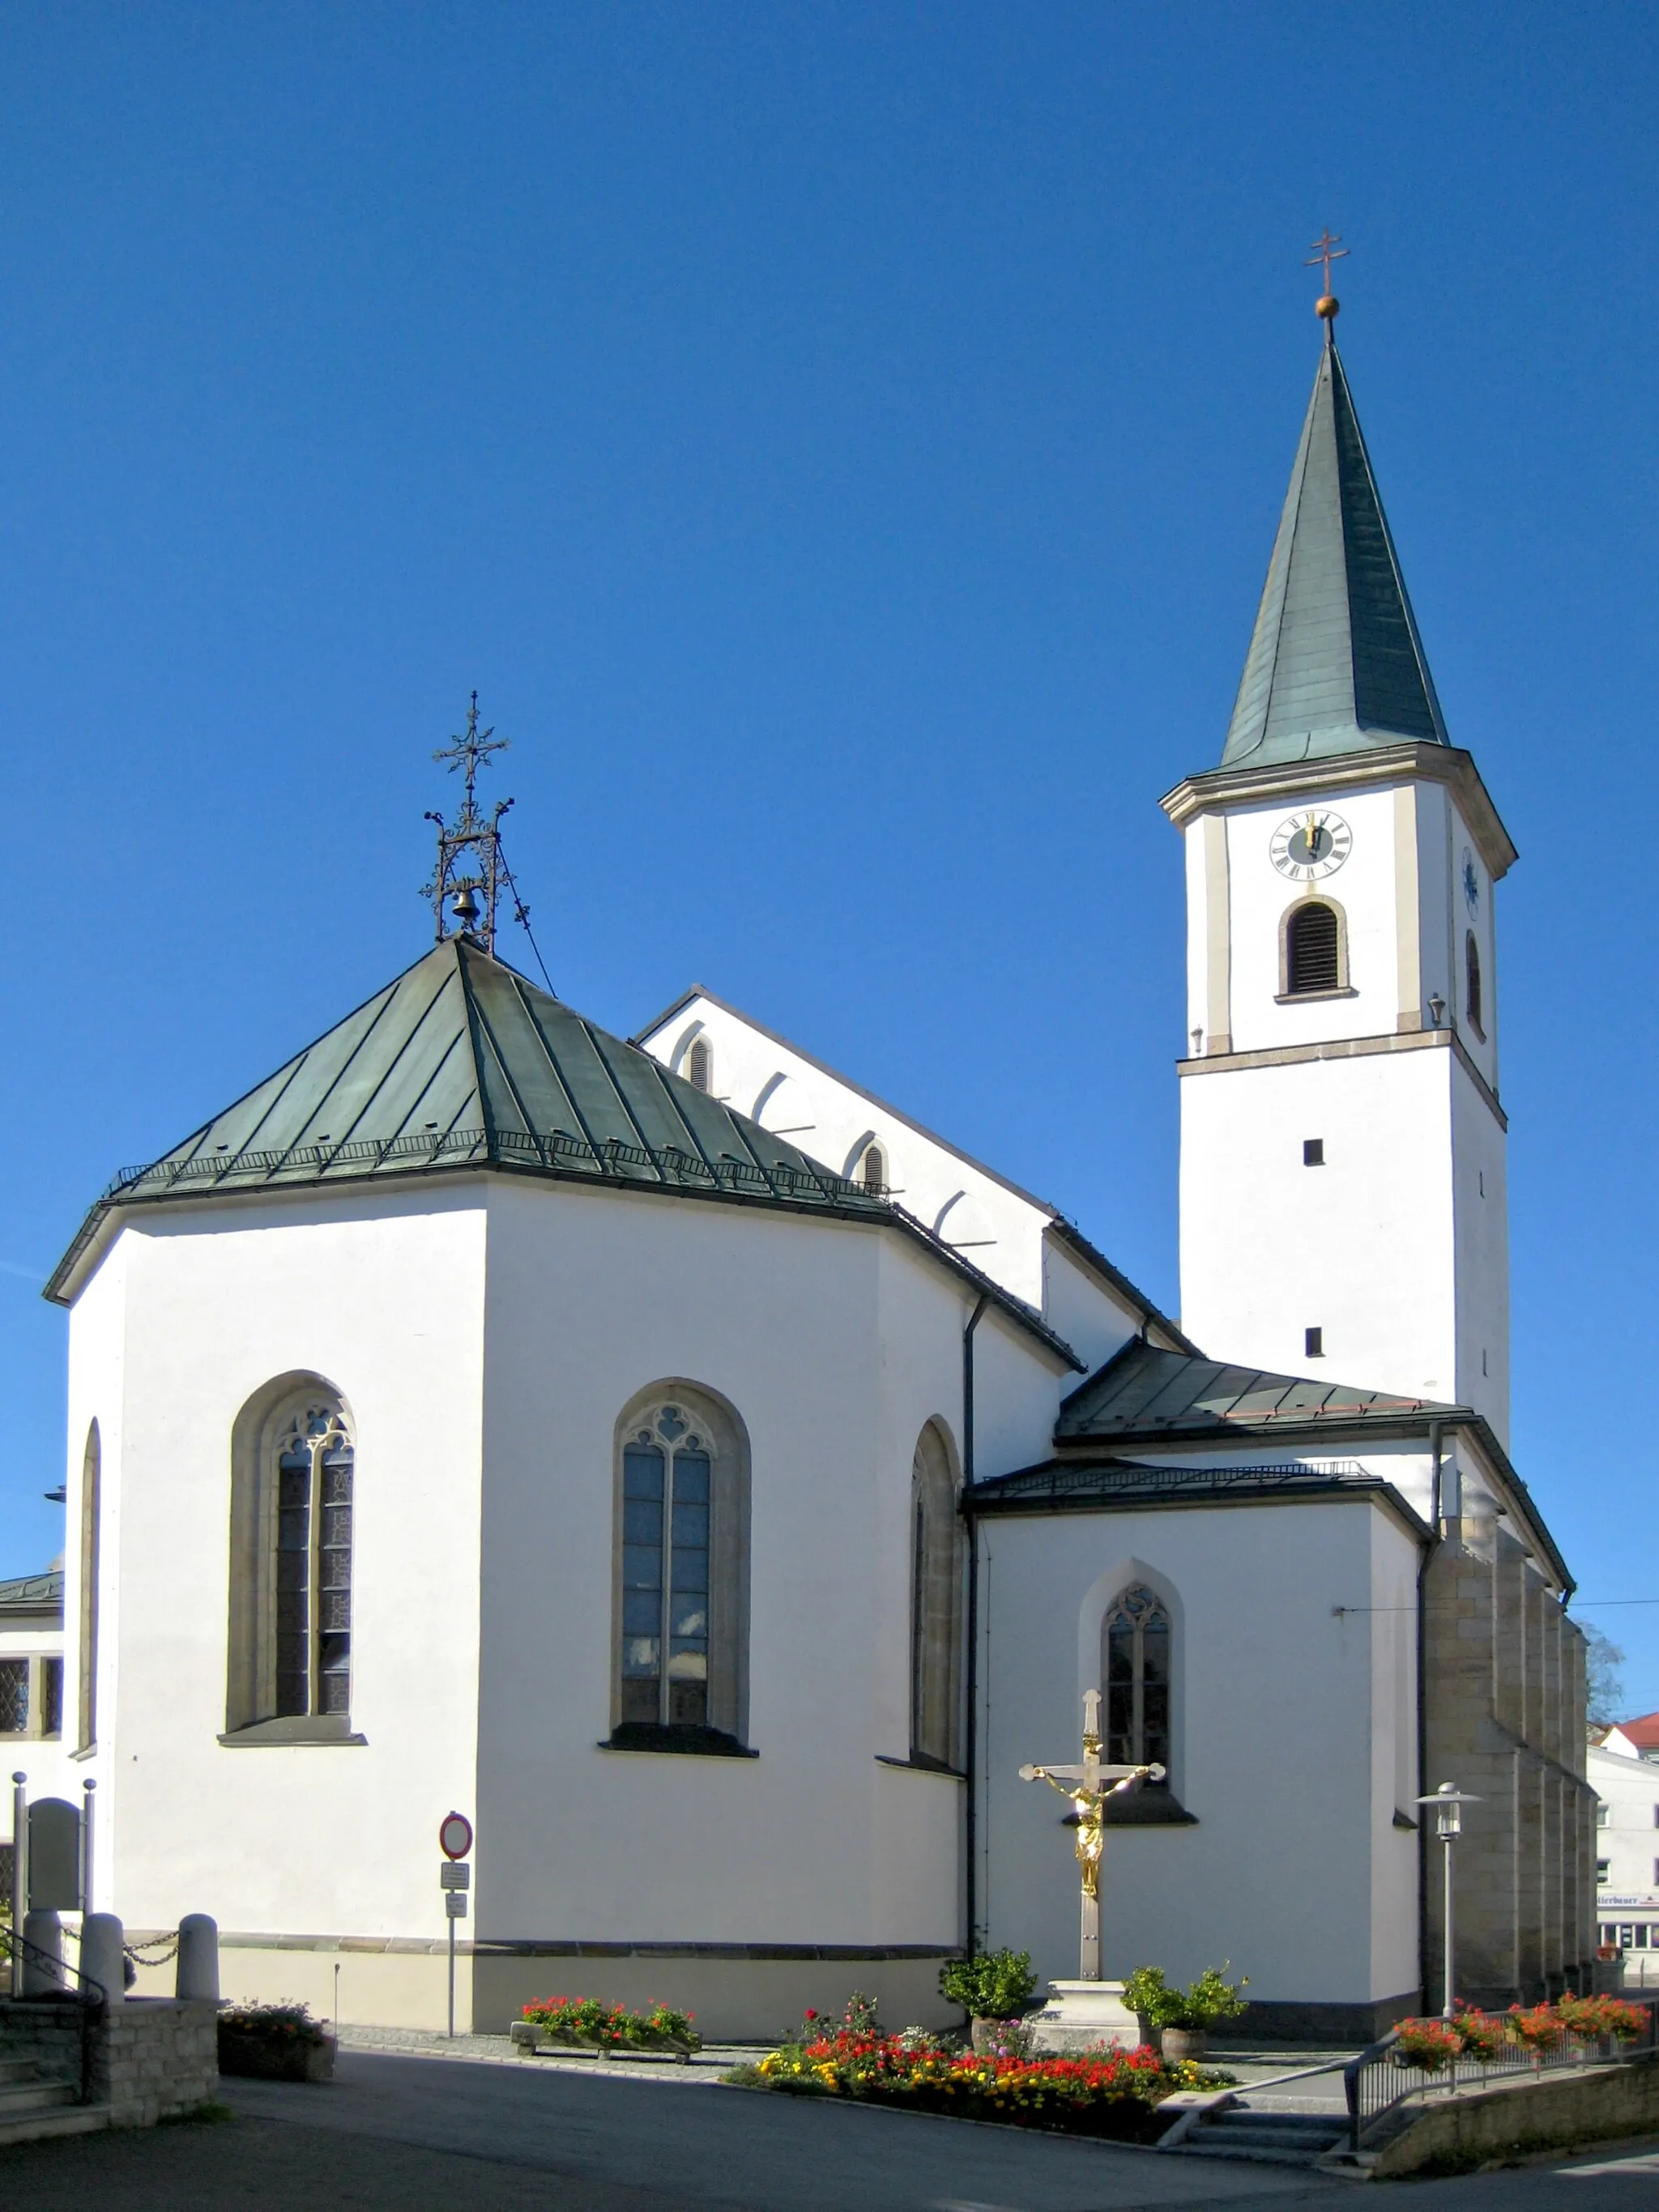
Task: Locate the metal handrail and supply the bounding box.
[1345,2007,1659,2153]
[0,1922,107,2105]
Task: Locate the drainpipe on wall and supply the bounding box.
[962,1293,990,1962]
[1418,1419,1444,2011]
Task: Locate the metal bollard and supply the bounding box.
[80,1913,125,2010]
[176,1914,220,2003]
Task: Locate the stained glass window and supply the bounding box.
[1104,1584,1171,1771]
[620,1407,712,1728]
[0,1660,27,1734]
[272,1402,353,1721]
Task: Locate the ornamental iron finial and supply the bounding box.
[421,692,514,951]
[1306,228,1348,338]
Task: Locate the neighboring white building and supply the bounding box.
[0,1566,81,1903]
[42,317,1590,2039]
[1592,1720,1659,1985]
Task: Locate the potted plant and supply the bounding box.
[938,1950,1038,2052]
[1391,2017,1462,2073]
[1122,1965,1247,2062]
[217,2001,335,2083]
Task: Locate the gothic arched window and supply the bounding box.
[613,1387,750,1750]
[77,1421,100,1753]
[909,1421,961,1769]
[685,1036,713,1093]
[1282,899,1345,996]
[859,1141,886,1194]
[227,1379,356,1738]
[1465,931,1483,1037]
[1102,1583,1171,1771]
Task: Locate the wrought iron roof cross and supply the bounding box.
[422,692,515,951]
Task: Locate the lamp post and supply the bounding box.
[1417,1783,1482,2020]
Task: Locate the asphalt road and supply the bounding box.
[0,2050,1656,2209]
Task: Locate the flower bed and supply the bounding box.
[217,2001,335,2084]
[744,2026,1230,2140]
[518,1997,700,2058]
[1389,1993,1652,2071]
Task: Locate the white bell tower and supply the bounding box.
[1162,322,1516,1442]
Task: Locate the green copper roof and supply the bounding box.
[1222,340,1448,769]
[46,936,1080,1364]
[91,936,896,1216]
[1054,1340,1455,1442]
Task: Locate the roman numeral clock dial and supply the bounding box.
[1269,809,1352,882]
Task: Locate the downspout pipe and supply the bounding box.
[962,1293,990,1961]
[1418,1419,1444,2011]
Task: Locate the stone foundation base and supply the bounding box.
[1027,1979,1141,2054]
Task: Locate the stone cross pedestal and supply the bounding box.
[1018,1690,1163,2052]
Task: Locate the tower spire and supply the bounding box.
[1219,320,1448,770]
[422,692,514,951]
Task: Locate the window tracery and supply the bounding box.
[621,1404,714,1728]
[1102,1583,1171,1771]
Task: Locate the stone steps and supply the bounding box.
[1174,2107,1350,2168]
[0,2074,77,2116]
[0,2102,111,2148]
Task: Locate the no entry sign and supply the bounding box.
[439,1811,473,1860]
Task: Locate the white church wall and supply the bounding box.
[77,1186,489,1954]
[1179,1046,1460,1404]
[979,1497,1420,2012]
[1367,1519,1423,1996]
[1039,1236,1144,1379]
[634,992,1053,1307]
[473,1181,1013,1988]
[1452,1059,1511,1443]
[60,1236,128,1885]
[965,1305,1073,1482]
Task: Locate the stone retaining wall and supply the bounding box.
[1372,2056,1659,2176]
[93,2000,220,2125]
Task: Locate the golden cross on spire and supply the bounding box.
[1306,229,1348,336]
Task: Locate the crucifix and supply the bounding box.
[1305,228,1349,338]
[1020,1690,1163,1980]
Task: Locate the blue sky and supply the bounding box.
[3,4,1657,1701]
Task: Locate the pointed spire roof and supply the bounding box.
[1222,340,1448,769]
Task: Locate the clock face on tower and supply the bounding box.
[1269,809,1352,882]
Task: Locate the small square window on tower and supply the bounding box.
[1305,1327,1324,1359]
[1303,1138,1324,1166]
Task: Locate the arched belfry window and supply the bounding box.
[612,1386,750,1752]
[685,1036,713,1093]
[1465,931,1483,1037]
[909,1421,962,1769]
[1281,897,1347,998]
[1102,1583,1171,1771]
[227,1379,356,1740]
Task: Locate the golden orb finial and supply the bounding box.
[1316,294,1340,321]
[1306,231,1349,341]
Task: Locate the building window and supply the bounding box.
[1465,932,1483,1036]
[0,1660,27,1734]
[228,1379,356,1734]
[1102,1583,1171,1771]
[685,1036,713,1093]
[1305,1326,1324,1359]
[612,1387,749,1750]
[78,1419,100,1751]
[1597,1859,1610,1884]
[910,1421,961,1770]
[40,1660,62,1739]
[859,1141,887,1194]
[1597,1802,1610,1826]
[1303,1138,1324,1166]
[1281,898,1346,996]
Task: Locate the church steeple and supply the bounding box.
[1221,340,1449,769]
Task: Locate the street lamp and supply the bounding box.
[1417,1782,1482,2020]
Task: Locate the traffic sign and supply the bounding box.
[446,1892,467,1920]
[439,1811,473,1860]
[440,1862,471,1892]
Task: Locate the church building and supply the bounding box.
[45,310,1593,2039]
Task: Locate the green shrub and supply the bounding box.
[938,1949,1038,2019]
[1122,1964,1247,2031]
